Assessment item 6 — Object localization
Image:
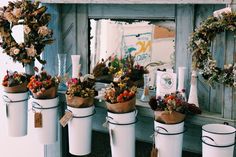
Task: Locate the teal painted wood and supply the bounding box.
[77,5,89,74]
[175,4,195,97]
[43,4,61,76]
[194,4,215,111]
[223,32,235,119]
[88,4,175,19]
[210,32,225,114]
[61,4,77,77]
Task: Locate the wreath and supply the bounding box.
[189,12,236,87]
[0,0,53,66]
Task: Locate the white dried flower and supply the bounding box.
[13,48,20,55]
[23,25,31,34]
[12,8,22,18]
[84,74,95,80]
[38,26,51,37]
[26,45,37,57]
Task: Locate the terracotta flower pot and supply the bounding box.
[66,95,94,108]
[3,81,28,93]
[32,86,58,99]
[154,111,186,124]
[106,96,136,113]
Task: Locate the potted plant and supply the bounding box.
[28,67,60,144]
[149,91,201,157]
[93,55,148,87]
[28,67,59,99]
[65,74,96,156]
[2,71,29,137]
[104,77,137,113]
[66,74,96,108]
[104,76,137,157]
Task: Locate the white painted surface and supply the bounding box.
[31,97,59,144]
[3,92,28,137]
[67,106,94,155]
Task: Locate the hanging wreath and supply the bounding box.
[0,0,53,66]
[189,12,236,87]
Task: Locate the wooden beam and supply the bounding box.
[88,4,175,19]
[41,0,231,4]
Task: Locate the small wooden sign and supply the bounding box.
[34,112,42,128]
[59,111,73,127]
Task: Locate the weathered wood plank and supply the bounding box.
[175,4,194,96]
[223,32,234,119]
[210,32,225,114]
[61,4,77,77]
[40,0,231,4]
[194,4,215,111]
[77,5,89,74]
[88,4,175,19]
[43,4,61,76]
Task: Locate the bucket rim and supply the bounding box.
[3,91,29,94]
[202,124,236,135]
[107,109,136,114]
[31,95,59,100]
[67,104,94,109]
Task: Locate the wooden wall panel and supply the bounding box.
[175,4,194,96]
[43,4,61,76]
[223,32,235,119]
[61,4,77,77]
[194,4,214,111]
[77,5,89,74]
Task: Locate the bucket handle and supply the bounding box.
[2,95,28,103]
[32,101,60,112]
[202,136,236,148]
[154,126,187,135]
[2,95,28,118]
[66,109,96,118]
[202,136,217,145]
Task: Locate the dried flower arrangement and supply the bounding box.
[93,55,148,87]
[104,77,137,113]
[27,67,60,99]
[2,70,28,92]
[0,0,53,65]
[66,74,97,108]
[149,91,201,124]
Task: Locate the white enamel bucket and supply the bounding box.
[3,92,29,137]
[154,120,185,157]
[202,124,236,157]
[107,110,137,157]
[67,105,95,155]
[31,97,59,144]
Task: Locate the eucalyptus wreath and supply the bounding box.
[0,0,53,66]
[189,12,236,87]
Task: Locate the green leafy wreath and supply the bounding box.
[0,0,53,66]
[189,12,236,87]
